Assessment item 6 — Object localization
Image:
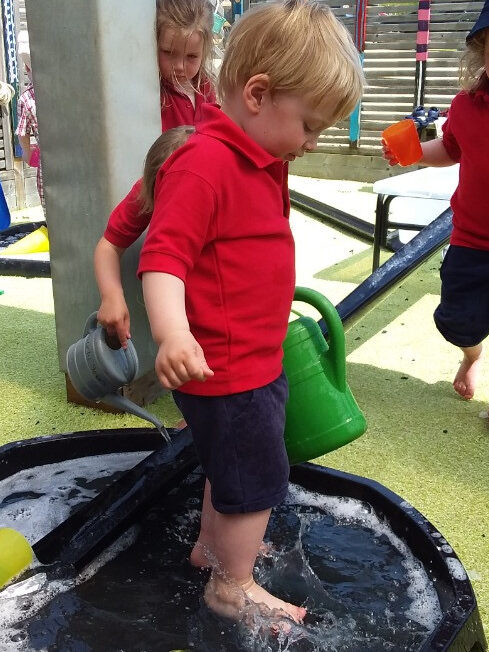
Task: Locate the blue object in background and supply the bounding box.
[0,183,11,231]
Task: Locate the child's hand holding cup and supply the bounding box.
[381,119,422,167]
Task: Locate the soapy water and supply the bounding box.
[0,451,151,543]
[0,453,443,651]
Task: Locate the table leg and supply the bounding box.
[372,194,395,271]
[372,194,385,271]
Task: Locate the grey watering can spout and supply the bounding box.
[102,393,170,443]
[66,313,170,443]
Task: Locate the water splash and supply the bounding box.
[0,459,444,651]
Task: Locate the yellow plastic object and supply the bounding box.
[0,225,49,256]
[0,527,33,589]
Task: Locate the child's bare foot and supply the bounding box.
[241,578,307,623]
[453,348,482,399]
[190,540,273,568]
[203,574,306,625]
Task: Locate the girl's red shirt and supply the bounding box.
[160,76,216,131]
[442,81,489,250]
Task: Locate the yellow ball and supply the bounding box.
[0,528,33,589]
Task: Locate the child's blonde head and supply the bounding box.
[156,0,214,86]
[140,125,195,213]
[218,0,364,123]
[460,28,488,91]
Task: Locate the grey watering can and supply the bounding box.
[66,313,170,442]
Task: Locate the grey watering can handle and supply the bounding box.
[293,287,346,391]
[83,312,100,337]
[82,312,139,380]
[123,339,139,380]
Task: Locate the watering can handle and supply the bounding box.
[82,312,139,380]
[293,287,346,390]
[83,312,100,337]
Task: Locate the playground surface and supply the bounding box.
[0,177,488,639]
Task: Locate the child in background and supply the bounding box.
[95,0,216,346]
[94,126,194,348]
[139,0,364,624]
[15,31,44,213]
[384,0,489,403]
[157,0,216,130]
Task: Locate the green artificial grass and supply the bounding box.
[0,277,182,442]
[0,250,488,641]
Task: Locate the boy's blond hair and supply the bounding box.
[218,0,364,123]
[460,28,487,91]
[139,125,195,213]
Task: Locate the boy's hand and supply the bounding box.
[381,139,399,166]
[97,296,131,349]
[155,330,214,390]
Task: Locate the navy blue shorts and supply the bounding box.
[434,245,489,348]
[173,371,290,514]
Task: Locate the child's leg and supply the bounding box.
[453,343,483,399]
[174,374,305,622]
[190,479,274,568]
[190,478,215,567]
[434,246,489,400]
[204,508,306,623]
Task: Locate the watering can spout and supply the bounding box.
[66,313,171,444]
[102,394,171,444]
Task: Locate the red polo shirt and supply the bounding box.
[442,84,489,250]
[104,180,151,248]
[138,104,295,396]
[160,77,216,131]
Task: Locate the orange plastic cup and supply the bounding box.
[382,119,422,166]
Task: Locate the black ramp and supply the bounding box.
[330,207,452,331]
[290,189,375,242]
[33,427,198,571]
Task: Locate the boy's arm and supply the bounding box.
[142,272,213,390]
[94,236,130,348]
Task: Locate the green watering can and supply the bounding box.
[283,287,367,465]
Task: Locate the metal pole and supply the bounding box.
[349,0,368,147]
[415,0,431,108]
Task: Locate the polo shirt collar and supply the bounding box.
[196,103,283,170]
[161,76,201,99]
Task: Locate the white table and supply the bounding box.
[372,164,459,270]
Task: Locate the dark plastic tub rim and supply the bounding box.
[0,428,483,652]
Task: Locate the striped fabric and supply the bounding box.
[416,0,431,61]
[354,0,368,52]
